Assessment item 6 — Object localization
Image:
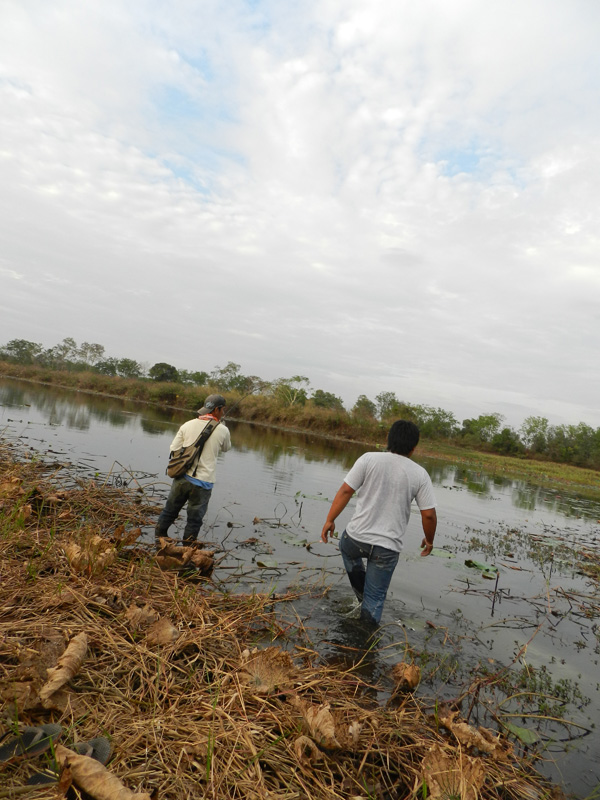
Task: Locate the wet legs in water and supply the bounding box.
[339,530,399,625]
[155,478,212,545]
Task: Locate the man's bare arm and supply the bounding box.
[420,508,437,557]
[321,482,355,543]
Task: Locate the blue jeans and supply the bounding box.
[155,477,212,545]
[339,530,399,625]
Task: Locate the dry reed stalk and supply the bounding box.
[0,441,566,800]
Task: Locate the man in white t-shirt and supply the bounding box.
[321,420,437,625]
[155,394,231,544]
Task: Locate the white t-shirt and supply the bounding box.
[344,451,436,553]
[169,417,231,484]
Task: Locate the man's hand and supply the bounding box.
[420,538,434,557]
[420,508,437,557]
[321,483,354,544]
[321,521,335,543]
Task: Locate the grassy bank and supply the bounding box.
[0,441,574,800]
[416,440,600,498]
[2,362,599,501]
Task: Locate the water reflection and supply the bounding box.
[228,421,364,471]
[1,378,599,522]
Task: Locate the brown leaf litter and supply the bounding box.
[0,441,563,800]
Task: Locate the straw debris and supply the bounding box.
[0,440,563,799]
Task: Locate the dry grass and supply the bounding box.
[0,441,563,800]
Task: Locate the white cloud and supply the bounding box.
[0,0,599,427]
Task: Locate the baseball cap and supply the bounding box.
[197,394,227,415]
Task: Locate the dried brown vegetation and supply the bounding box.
[0,441,564,800]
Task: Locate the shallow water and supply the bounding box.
[2,378,599,796]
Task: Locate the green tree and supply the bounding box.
[116,358,144,379]
[95,358,119,376]
[149,362,179,382]
[375,392,419,422]
[491,427,524,455]
[375,391,400,420]
[242,375,271,394]
[413,405,459,439]
[311,389,344,411]
[48,337,79,368]
[179,369,210,385]
[78,342,105,366]
[352,395,377,418]
[273,376,310,407]
[546,422,599,467]
[0,338,43,364]
[210,362,247,391]
[520,416,549,453]
[460,413,504,443]
[570,422,599,467]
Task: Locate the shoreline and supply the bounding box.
[2,370,600,499]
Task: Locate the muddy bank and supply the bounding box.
[0,439,573,800]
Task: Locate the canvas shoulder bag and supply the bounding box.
[166,419,220,479]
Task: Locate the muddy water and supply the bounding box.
[2,378,599,796]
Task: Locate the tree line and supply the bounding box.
[1,337,599,470]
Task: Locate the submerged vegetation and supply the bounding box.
[3,439,596,799]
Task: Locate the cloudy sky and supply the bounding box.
[1,0,599,428]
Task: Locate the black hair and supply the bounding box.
[387,420,420,455]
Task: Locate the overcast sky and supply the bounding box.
[1,0,599,429]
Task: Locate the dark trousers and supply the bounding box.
[155,477,212,545]
[339,530,399,625]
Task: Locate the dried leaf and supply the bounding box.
[57,763,74,792]
[391,662,421,690]
[55,744,152,799]
[292,697,341,749]
[189,551,214,575]
[43,587,80,609]
[0,481,24,497]
[0,681,38,712]
[145,617,179,646]
[89,585,124,610]
[114,526,142,548]
[64,536,116,575]
[124,604,159,629]
[239,647,295,694]
[155,555,184,571]
[293,735,322,765]
[348,720,362,745]
[422,743,485,800]
[40,631,88,704]
[440,710,511,759]
[157,538,182,557]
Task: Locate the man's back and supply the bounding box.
[345,451,436,552]
[170,417,231,484]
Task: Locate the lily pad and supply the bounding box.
[430,548,455,559]
[504,723,539,746]
[279,533,308,547]
[464,559,499,579]
[255,558,278,569]
[294,492,329,502]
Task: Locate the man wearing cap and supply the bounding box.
[155,394,232,544]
